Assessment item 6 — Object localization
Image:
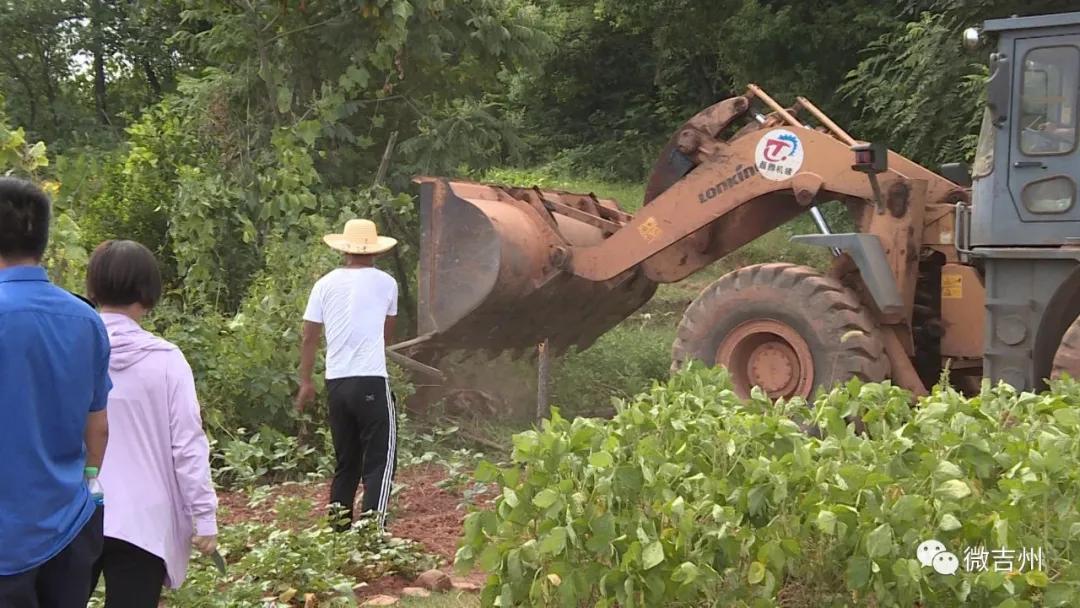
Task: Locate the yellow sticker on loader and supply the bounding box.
[942,274,963,299]
[638,217,662,243]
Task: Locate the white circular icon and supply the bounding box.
[753,128,804,181]
[916,539,946,567]
[932,551,960,575]
[916,539,959,575]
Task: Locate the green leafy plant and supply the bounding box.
[162,494,437,608]
[458,366,1080,607]
[209,425,335,488]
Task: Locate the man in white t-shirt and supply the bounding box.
[295,219,399,531]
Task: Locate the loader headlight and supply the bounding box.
[962,27,982,50]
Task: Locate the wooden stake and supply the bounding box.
[537,339,551,420]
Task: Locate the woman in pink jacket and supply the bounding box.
[85,240,218,606]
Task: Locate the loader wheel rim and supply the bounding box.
[716,320,814,399]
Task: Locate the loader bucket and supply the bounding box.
[413,178,657,358]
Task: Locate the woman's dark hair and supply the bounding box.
[0,177,51,261]
[86,240,163,309]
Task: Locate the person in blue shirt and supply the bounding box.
[0,177,111,607]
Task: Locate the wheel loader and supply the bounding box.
[390,10,1080,401]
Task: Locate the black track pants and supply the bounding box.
[89,537,166,608]
[326,376,397,531]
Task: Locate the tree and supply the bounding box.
[101,0,551,316]
[512,0,896,179]
[0,0,192,146]
[843,0,1080,166]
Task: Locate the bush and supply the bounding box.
[209,425,336,489]
[158,496,435,608]
[551,324,673,418]
[457,366,1080,607]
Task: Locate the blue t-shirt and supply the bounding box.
[0,265,112,574]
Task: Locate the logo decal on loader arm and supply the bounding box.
[755,128,804,181]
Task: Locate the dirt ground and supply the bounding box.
[218,463,492,602]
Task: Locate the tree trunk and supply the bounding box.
[0,49,38,129]
[90,0,110,125]
[93,48,109,125]
[142,58,162,99]
[33,42,60,130]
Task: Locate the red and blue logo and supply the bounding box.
[761,133,800,162]
[754,129,804,181]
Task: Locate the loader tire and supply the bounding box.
[1051,316,1080,381]
[671,263,890,399]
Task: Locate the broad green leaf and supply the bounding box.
[934,460,964,480]
[748,561,766,585]
[978,570,1005,590]
[513,432,540,456]
[993,518,1008,547]
[891,495,925,522]
[1044,583,1074,606]
[866,524,894,558]
[589,514,616,541]
[939,514,962,531]
[507,549,523,583]
[474,461,500,483]
[1053,408,1080,427]
[479,544,502,571]
[671,562,699,584]
[589,451,614,468]
[463,511,482,542]
[670,496,685,517]
[958,579,972,602]
[533,489,559,509]
[275,85,292,114]
[816,510,837,535]
[344,65,370,89]
[1025,570,1049,588]
[846,557,872,589]
[642,541,664,570]
[503,488,520,508]
[936,479,972,500]
[540,527,568,555]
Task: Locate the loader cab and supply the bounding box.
[965,12,1080,391]
[970,12,1080,247]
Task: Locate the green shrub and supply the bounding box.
[551,324,673,417]
[209,425,336,489]
[160,496,436,608]
[54,149,170,257]
[458,366,1080,607]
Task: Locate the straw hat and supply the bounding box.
[323,219,397,255]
